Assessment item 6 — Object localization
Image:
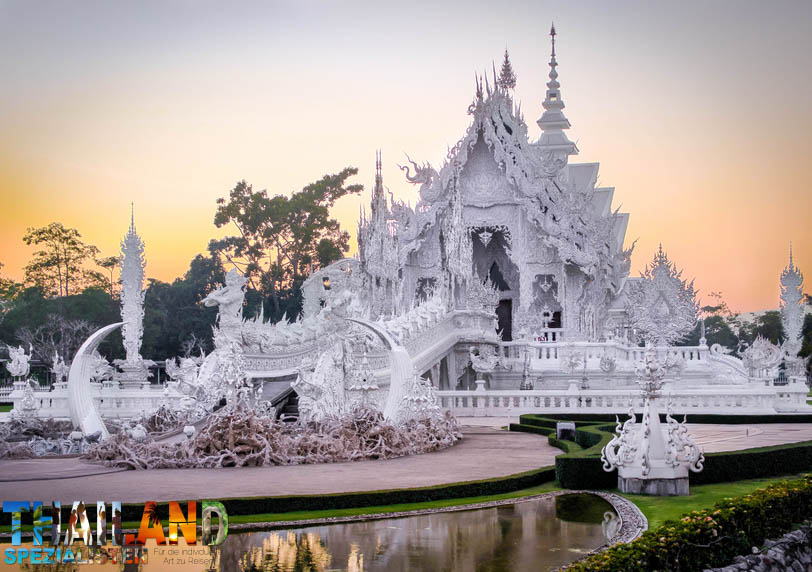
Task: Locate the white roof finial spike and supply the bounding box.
[550,22,556,58]
[536,25,578,158]
[130,202,135,232]
[789,241,794,266]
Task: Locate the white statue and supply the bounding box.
[51,352,70,383]
[203,269,246,348]
[5,344,32,378]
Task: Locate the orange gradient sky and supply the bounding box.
[0,0,810,312]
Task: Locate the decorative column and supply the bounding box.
[117,208,149,389]
[780,245,807,382]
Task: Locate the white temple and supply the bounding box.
[7,28,810,424]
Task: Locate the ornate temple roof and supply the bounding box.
[358,28,633,302]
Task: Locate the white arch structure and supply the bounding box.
[68,322,123,439]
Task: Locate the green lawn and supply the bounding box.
[0,404,12,412]
[621,474,808,529]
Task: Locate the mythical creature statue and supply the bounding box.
[165,356,202,394]
[203,269,246,348]
[741,336,783,379]
[399,155,440,204]
[599,354,617,374]
[469,345,500,377]
[5,345,32,378]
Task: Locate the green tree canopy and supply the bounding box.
[22,222,107,297]
[208,168,362,320]
[141,254,226,359]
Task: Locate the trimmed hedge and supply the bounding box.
[694,439,812,485]
[521,413,812,425]
[508,422,554,436]
[565,475,812,571]
[511,415,812,489]
[114,465,558,521]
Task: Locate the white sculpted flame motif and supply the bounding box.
[626,245,699,346]
[601,349,703,484]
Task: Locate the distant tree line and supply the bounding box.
[0,168,362,368]
[679,291,812,375]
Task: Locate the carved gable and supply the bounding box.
[459,136,517,207]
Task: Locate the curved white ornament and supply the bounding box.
[68,322,123,439]
[345,317,414,423]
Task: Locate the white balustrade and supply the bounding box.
[436,384,808,416]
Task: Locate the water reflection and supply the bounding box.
[220,494,615,572]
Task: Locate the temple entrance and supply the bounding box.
[471,226,518,343]
[497,299,513,341]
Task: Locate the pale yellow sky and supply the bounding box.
[0,0,810,312]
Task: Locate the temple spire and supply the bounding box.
[537,24,578,156]
[371,150,387,225]
[497,49,517,91]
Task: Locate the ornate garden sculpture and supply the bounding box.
[601,349,704,496]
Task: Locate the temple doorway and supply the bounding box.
[497,299,513,341]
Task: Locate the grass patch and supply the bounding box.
[0,404,12,412]
[620,473,809,529]
[228,481,562,525]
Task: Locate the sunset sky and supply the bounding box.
[0,0,809,312]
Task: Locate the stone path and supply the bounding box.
[688,423,812,452]
[0,426,557,502]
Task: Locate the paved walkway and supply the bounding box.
[3,422,811,503]
[0,426,557,502]
[688,423,812,453]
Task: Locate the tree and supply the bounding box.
[17,315,96,365]
[141,254,226,359]
[22,222,106,296]
[208,168,362,321]
[0,286,120,362]
[682,291,740,350]
[742,311,785,346]
[97,255,120,298]
[0,262,22,326]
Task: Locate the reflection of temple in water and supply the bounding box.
[216,496,612,572]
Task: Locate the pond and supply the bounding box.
[213,493,618,572]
